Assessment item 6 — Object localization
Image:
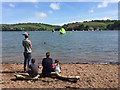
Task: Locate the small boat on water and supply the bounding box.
[59,28,66,34]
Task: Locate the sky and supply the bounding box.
[1,1,118,25]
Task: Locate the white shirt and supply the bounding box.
[54,63,61,72]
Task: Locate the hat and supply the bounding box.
[22,32,30,36]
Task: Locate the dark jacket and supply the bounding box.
[42,58,53,77]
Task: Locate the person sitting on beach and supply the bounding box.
[42,52,53,77]
[54,59,61,73]
[27,58,39,77]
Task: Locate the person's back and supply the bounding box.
[29,63,39,77]
[42,52,53,77]
[22,39,32,53]
[28,58,39,77]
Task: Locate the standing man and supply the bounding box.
[42,52,53,77]
[22,32,32,72]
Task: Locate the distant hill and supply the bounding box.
[2,23,61,31]
[62,20,119,31]
[1,20,119,31]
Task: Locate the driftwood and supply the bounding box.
[14,72,80,81]
[51,72,80,81]
[14,74,40,80]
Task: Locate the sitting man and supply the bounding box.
[42,52,53,77]
[27,58,39,77]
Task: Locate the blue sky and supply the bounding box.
[2,1,118,25]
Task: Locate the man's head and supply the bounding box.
[22,32,29,38]
[46,52,50,58]
[25,35,28,38]
[31,58,35,64]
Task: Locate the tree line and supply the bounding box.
[62,20,119,31]
[1,20,120,31]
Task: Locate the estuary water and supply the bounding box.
[2,31,118,64]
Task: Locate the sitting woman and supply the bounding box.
[27,58,39,77]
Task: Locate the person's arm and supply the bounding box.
[51,59,54,68]
[22,41,24,47]
[30,44,32,48]
[29,40,32,48]
[52,64,55,69]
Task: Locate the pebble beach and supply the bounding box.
[1,63,119,89]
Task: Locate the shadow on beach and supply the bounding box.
[0,71,25,74]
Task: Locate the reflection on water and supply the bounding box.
[2,31,118,63]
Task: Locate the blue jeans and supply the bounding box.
[24,52,31,71]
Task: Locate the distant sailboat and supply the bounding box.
[59,28,66,34]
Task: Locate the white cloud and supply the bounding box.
[89,8,94,13]
[97,0,119,8]
[97,1,108,8]
[53,22,70,26]
[53,20,85,26]
[49,10,53,14]
[103,17,111,20]
[35,12,47,19]
[9,3,15,7]
[106,0,119,3]
[50,3,60,10]
[34,5,39,8]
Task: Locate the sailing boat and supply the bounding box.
[59,28,66,34]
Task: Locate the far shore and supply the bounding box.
[1,30,119,31]
[1,63,119,88]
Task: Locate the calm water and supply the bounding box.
[2,31,118,63]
